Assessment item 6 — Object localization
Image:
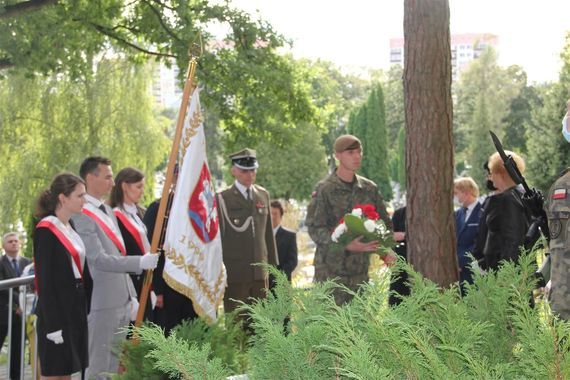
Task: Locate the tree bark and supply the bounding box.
[404,0,458,287]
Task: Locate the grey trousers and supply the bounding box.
[85,303,130,380]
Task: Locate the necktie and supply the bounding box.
[98,204,108,215]
[11,259,19,277]
[246,188,251,201]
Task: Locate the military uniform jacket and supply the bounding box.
[546,169,570,319]
[307,171,393,277]
[216,184,278,283]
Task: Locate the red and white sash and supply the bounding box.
[36,216,85,279]
[114,207,150,254]
[82,203,127,256]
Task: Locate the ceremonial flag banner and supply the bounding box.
[163,88,226,322]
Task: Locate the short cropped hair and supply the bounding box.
[270,200,284,216]
[488,151,525,177]
[454,177,479,198]
[2,232,19,245]
[79,156,112,180]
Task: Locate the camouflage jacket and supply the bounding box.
[306,170,392,277]
[546,168,570,319]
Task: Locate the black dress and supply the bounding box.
[33,226,89,376]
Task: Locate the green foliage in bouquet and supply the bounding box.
[118,312,248,379]
[331,204,396,258]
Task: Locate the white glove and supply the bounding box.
[129,298,139,321]
[46,330,63,344]
[150,290,157,310]
[139,252,159,270]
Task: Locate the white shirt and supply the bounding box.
[85,193,104,208]
[273,225,281,236]
[234,181,251,200]
[464,200,478,222]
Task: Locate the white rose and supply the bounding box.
[364,219,376,233]
[332,223,347,242]
[351,208,363,217]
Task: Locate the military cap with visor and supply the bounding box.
[229,148,259,170]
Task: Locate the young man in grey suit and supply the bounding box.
[72,156,158,379]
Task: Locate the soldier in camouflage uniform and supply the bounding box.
[548,106,570,319]
[306,135,393,305]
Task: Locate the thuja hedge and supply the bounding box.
[119,253,570,379]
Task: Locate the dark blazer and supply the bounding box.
[455,202,482,268]
[116,211,153,320]
[473,195,495,263]
[275,226,298,282]
[0,254,32,323]
[481,187,530,270]
[33,226,89,375]
[389,206,409,306]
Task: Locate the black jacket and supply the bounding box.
[481,187,530,270]
[275,226,298,282]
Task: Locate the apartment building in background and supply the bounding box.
[389,33,499,81]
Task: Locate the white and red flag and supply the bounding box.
[162,88,226,322]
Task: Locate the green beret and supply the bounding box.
[334,134,361,152]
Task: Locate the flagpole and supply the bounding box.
[134,55,198,328]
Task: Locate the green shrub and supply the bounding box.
[118,312,247,379]
[119,254,570,379]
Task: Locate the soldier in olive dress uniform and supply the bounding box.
[216,149,279,317]
[306,135,393,305]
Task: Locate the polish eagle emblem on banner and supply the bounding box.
[188,163,219,243]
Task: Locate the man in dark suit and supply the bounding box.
[216,148,279,317]
[143,194,198,335]
[270,201,298,282]
[453,177,482,292]
[389,206,409,306]
[0,232,31,380]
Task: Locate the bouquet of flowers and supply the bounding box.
[331,204,396,262]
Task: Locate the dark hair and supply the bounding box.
[483,160,491,174]
[79,156,112,180]
[110,167,145,207]
[35,173,85,218]
[270,200,284,216]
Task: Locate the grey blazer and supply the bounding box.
[72,202,140,311]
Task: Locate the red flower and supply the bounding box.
[354,204,379,220]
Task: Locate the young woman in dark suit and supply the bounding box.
[110,167,153,321]
[34,173,90,379]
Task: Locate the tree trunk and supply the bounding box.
[403,0,458,287]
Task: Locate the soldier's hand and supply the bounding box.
[345,236,379,253]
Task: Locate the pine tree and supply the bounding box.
[364,85,392,200]
[468,93,495,188]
